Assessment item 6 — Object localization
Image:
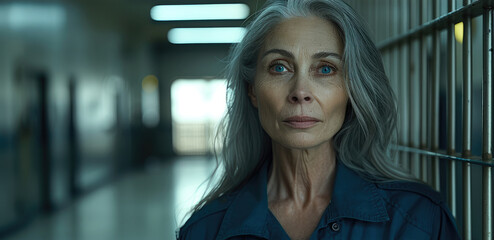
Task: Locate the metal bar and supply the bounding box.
[377,0,489,50]
[392,0,399,38]
[394,145,494,167]
[409,0,420,178]
[483,8,493,240]
[390,0,399,165]
[400,0,410,171]
[373,0,378,43]
[431,0,441,191]
[462,1,473,239]
[447,0,457,218]
[419,0,429,182]
[384,0,389,40]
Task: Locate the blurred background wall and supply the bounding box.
[0,0,263,238]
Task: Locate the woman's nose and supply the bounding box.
[288,88,313,104]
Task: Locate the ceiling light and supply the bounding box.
[167,27,246,44]
[150,4,249,21]
[6,3,65,29]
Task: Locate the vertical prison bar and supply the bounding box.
[409,0,421,178]
[462,1,472,239]
[447,0,457,218]
[431,0,441,191]
[419,0,429,182]
[391,0,400,165]
[400,0,410,171]
[483,8,493,240]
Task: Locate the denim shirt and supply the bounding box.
[178,160,460,240]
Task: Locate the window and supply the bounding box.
[171,79,227,155]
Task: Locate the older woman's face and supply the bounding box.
[249,16,348,149]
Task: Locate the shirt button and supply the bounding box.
[331,222,340,232]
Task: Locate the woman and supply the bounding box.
[178,0,460,239]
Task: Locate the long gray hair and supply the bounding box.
[193,0,414,213]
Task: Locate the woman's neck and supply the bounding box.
[267,141,336,208]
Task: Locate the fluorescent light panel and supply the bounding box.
[7,3,66,29]
[168,27,246,44]
[151,4,249,21]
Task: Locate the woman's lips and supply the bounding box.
[282,116,321,129]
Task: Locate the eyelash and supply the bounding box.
[268,61,290,74]
[267,61,337,75]
[315,64,337,75]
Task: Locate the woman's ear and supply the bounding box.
[247,84,258,108]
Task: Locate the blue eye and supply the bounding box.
[274,65,286,73]
[320,66,332,74]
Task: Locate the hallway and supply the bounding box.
[4,157,215,240]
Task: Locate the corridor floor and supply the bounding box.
[5,156,216,240]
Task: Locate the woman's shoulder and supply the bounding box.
[376,181,443,205]
[376,181,446,223]
[375,181,460,239]
[177,194,235,240]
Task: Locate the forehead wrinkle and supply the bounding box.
[261,48,295,60]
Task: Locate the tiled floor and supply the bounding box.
[4,156,216,240]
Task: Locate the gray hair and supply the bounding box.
[193,0,414,213]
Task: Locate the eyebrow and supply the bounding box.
[312,51,342,60]
[261,48,342,61]
[261,48,294,59]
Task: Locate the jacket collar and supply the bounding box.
[324,162,390,224]
[216,160,389,240]
[216,160,271,240]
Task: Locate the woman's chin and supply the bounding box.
[274,136,332,151]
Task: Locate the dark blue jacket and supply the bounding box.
[178,160,460,239]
